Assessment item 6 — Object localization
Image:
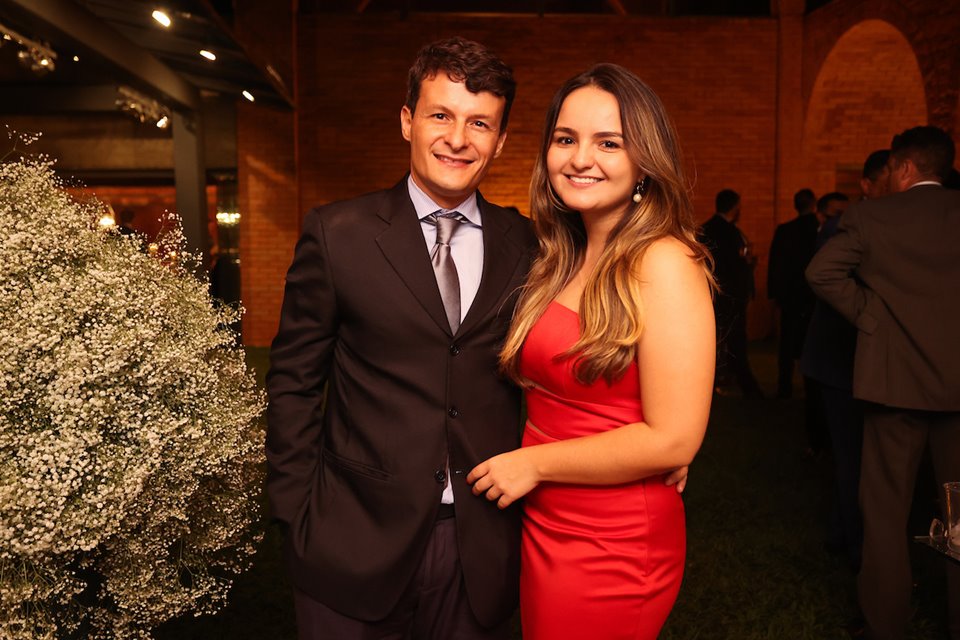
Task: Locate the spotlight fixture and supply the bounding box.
[152,10,172,27]
[241,90,254,102]
[116,85,171,128]
[73,55,79,62]
[0,21,57,74]
[199,49,216,61]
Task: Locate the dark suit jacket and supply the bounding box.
[265,178,535,626]
[806,184,960,410]
[699,214,753,303]
[800,215,856,390]
[767,212,818,308]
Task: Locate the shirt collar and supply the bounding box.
[909,180,942,189]
[407,175,482,226]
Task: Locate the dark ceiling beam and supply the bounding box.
[1,0,200,112]
[356,0,373,12]
[0,85,120,114]
[605,0,629,15]
[197,0,294,107]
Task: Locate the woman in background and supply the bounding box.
[468,64,715,639]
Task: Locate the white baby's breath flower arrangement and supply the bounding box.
[0,144,265,638]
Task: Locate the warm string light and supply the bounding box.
[216,211,241,227]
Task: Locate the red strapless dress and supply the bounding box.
[519,301,686,640]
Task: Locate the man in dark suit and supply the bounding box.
[807,127,960,640]
[768,188,818,399]
[700,189,763,398]
[265,37,534,639]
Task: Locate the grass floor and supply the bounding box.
[155,342,951,639]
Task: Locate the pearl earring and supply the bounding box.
[632,181,644,204]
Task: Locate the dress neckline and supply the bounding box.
[550,300,578,316]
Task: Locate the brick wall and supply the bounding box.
[236,3,959,346]
[801,19,927,198]
[289,14,779,343]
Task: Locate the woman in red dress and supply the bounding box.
[468,64,715,639]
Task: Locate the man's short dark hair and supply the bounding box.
[862,149,890,181]
[816,191,849,213]
[793,188,816,213]
[715,189,740,214]
[405,37,516,131]
[890,126,956,182]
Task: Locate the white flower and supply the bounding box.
[0,153,265,638]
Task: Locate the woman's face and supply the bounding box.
[546,85,644,219]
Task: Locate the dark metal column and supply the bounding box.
[172,110,210,269]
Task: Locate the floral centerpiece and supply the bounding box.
[0,147,265,639]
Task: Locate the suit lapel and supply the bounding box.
[375,179,452,335]
[458,194,526,337]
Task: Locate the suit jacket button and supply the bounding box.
[449,344,461,356]
[435,470,447,484]
[448,406,459,418]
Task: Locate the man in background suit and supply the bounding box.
[700,189,763,398]
[266,37,534,639]
[768,188,818,400]
[807,126,960,640]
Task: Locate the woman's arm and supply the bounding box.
[467,237,715,508]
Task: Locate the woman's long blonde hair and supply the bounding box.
[500,63,713,386]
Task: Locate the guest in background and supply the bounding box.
[807,127,960,640]
[468,63,714,640]
[800,190,859,568]
[768,188,818,399]
[859,149,891,200]
[700,189,763,398]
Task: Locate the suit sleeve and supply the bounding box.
[265,209,339,526]
[767,226,784,300]
[805,210,873,331]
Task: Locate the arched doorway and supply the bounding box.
[802,19,926,199]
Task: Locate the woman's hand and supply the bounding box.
[664,465,689,494]
[467,449,541,509]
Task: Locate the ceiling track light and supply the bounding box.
[116,85,171,129]
[152,9,172,27]
[0,21,58,74]
[199,49,216,61]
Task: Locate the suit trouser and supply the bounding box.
[293,517,510,640]
[821,383,863,570]
[858,404,960,640]
[714,296,760,394]
[776,303,809,396]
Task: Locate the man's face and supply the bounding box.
[885,156,913,194]
[400,72,507,209]
[728,203,741,224]
[823,199,846,218]
[860,164,890,199]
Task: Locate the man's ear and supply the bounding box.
[494,131,508,159]
[400,106,413,142]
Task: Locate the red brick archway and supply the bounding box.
[802,19,926,199]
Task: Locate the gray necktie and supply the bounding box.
[428,212,466,333]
